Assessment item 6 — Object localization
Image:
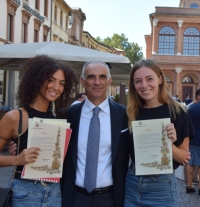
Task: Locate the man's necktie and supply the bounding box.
[84,107,101,193]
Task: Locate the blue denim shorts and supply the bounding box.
[124,166,178,207]
[11,179,61,207]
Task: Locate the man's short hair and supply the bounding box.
[196,89,200,98]
[77,93,86,99]
[81,60,111,80]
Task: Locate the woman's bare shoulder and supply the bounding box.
[2,108,27,122]
[1,110,20,123]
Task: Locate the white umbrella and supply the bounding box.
[0,42,132,84]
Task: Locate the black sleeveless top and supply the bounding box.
[14,106,54,171]
[129,104,194,170]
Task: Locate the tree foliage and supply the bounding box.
[96,33,143,64]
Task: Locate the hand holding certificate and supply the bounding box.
[132,118,173,175]
[21,118,72,182]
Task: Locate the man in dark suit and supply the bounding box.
[186,88,200,193]
[59,60,129,207]
[184,94,192,105]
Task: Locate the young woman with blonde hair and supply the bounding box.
[125,59,193,207]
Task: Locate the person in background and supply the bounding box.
[184,94,193,105]
[0,55,77,207]
[71,93,87,105]
[186,88,200,194]
[187,89,200,109]
[59,60,129,207]
[125,59,193,207]
[175,95,181,102]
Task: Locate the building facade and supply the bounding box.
[68,7,86,46]
[145,0,200,102]
[83,31,125,56]
[0,0,51,108]
[52,0,72,43]
[0,1,127,107]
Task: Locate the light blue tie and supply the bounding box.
[84,107,101,193]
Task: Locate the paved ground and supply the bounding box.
[0,151,199,206]
[177,179,199,207]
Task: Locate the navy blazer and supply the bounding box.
[59,100,129,207]
[185,98,192,105]
[188,102,200,145]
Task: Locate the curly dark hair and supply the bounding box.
[17,55,78,114]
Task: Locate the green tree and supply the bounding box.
[95,33,143,64]
[96,36,103,42]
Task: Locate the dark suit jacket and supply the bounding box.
[188,102,200,145]
[185,98,192,105]
[59,100,129,207]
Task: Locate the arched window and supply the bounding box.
[183,28,200,55]
[165,76,170,82]
[158,27,175,55]
[190,3,199,8]
[182,77,194,83]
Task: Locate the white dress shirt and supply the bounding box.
[75,97,113,188]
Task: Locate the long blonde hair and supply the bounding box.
[127,59,185,131]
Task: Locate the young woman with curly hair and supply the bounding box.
[0,55,77,207]
[125,59,194,207]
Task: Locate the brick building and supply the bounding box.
[145,0,200,102]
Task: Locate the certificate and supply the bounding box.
[132,118,173,175]
[22,120,71,179]
[33,117,70,129]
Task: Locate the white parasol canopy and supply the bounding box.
[0,42,132,84]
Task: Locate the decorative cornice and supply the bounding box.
[175,68,182,73]
[54,0,73,14]
[153,18,159,26]
[154,7,200,16]
[43,25,50,36]
[151,13,200,18]
[22,9,32,24]
[151,54,200,64]
[7,0,20,15]
[177,19,183,27]
[34,18,42,30]
[83,31,113,52]
[43,24,50,32]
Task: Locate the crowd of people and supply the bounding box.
[0,56,197,207]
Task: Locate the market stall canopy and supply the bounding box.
[0,42,132,85]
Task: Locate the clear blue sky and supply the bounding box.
[65,0,180,57]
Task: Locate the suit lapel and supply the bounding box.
[69,102,84,170]
[109,101,124,164]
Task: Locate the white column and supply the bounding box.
[177,20,183,55]
[175,68,182,98]
[152,18,159,54]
